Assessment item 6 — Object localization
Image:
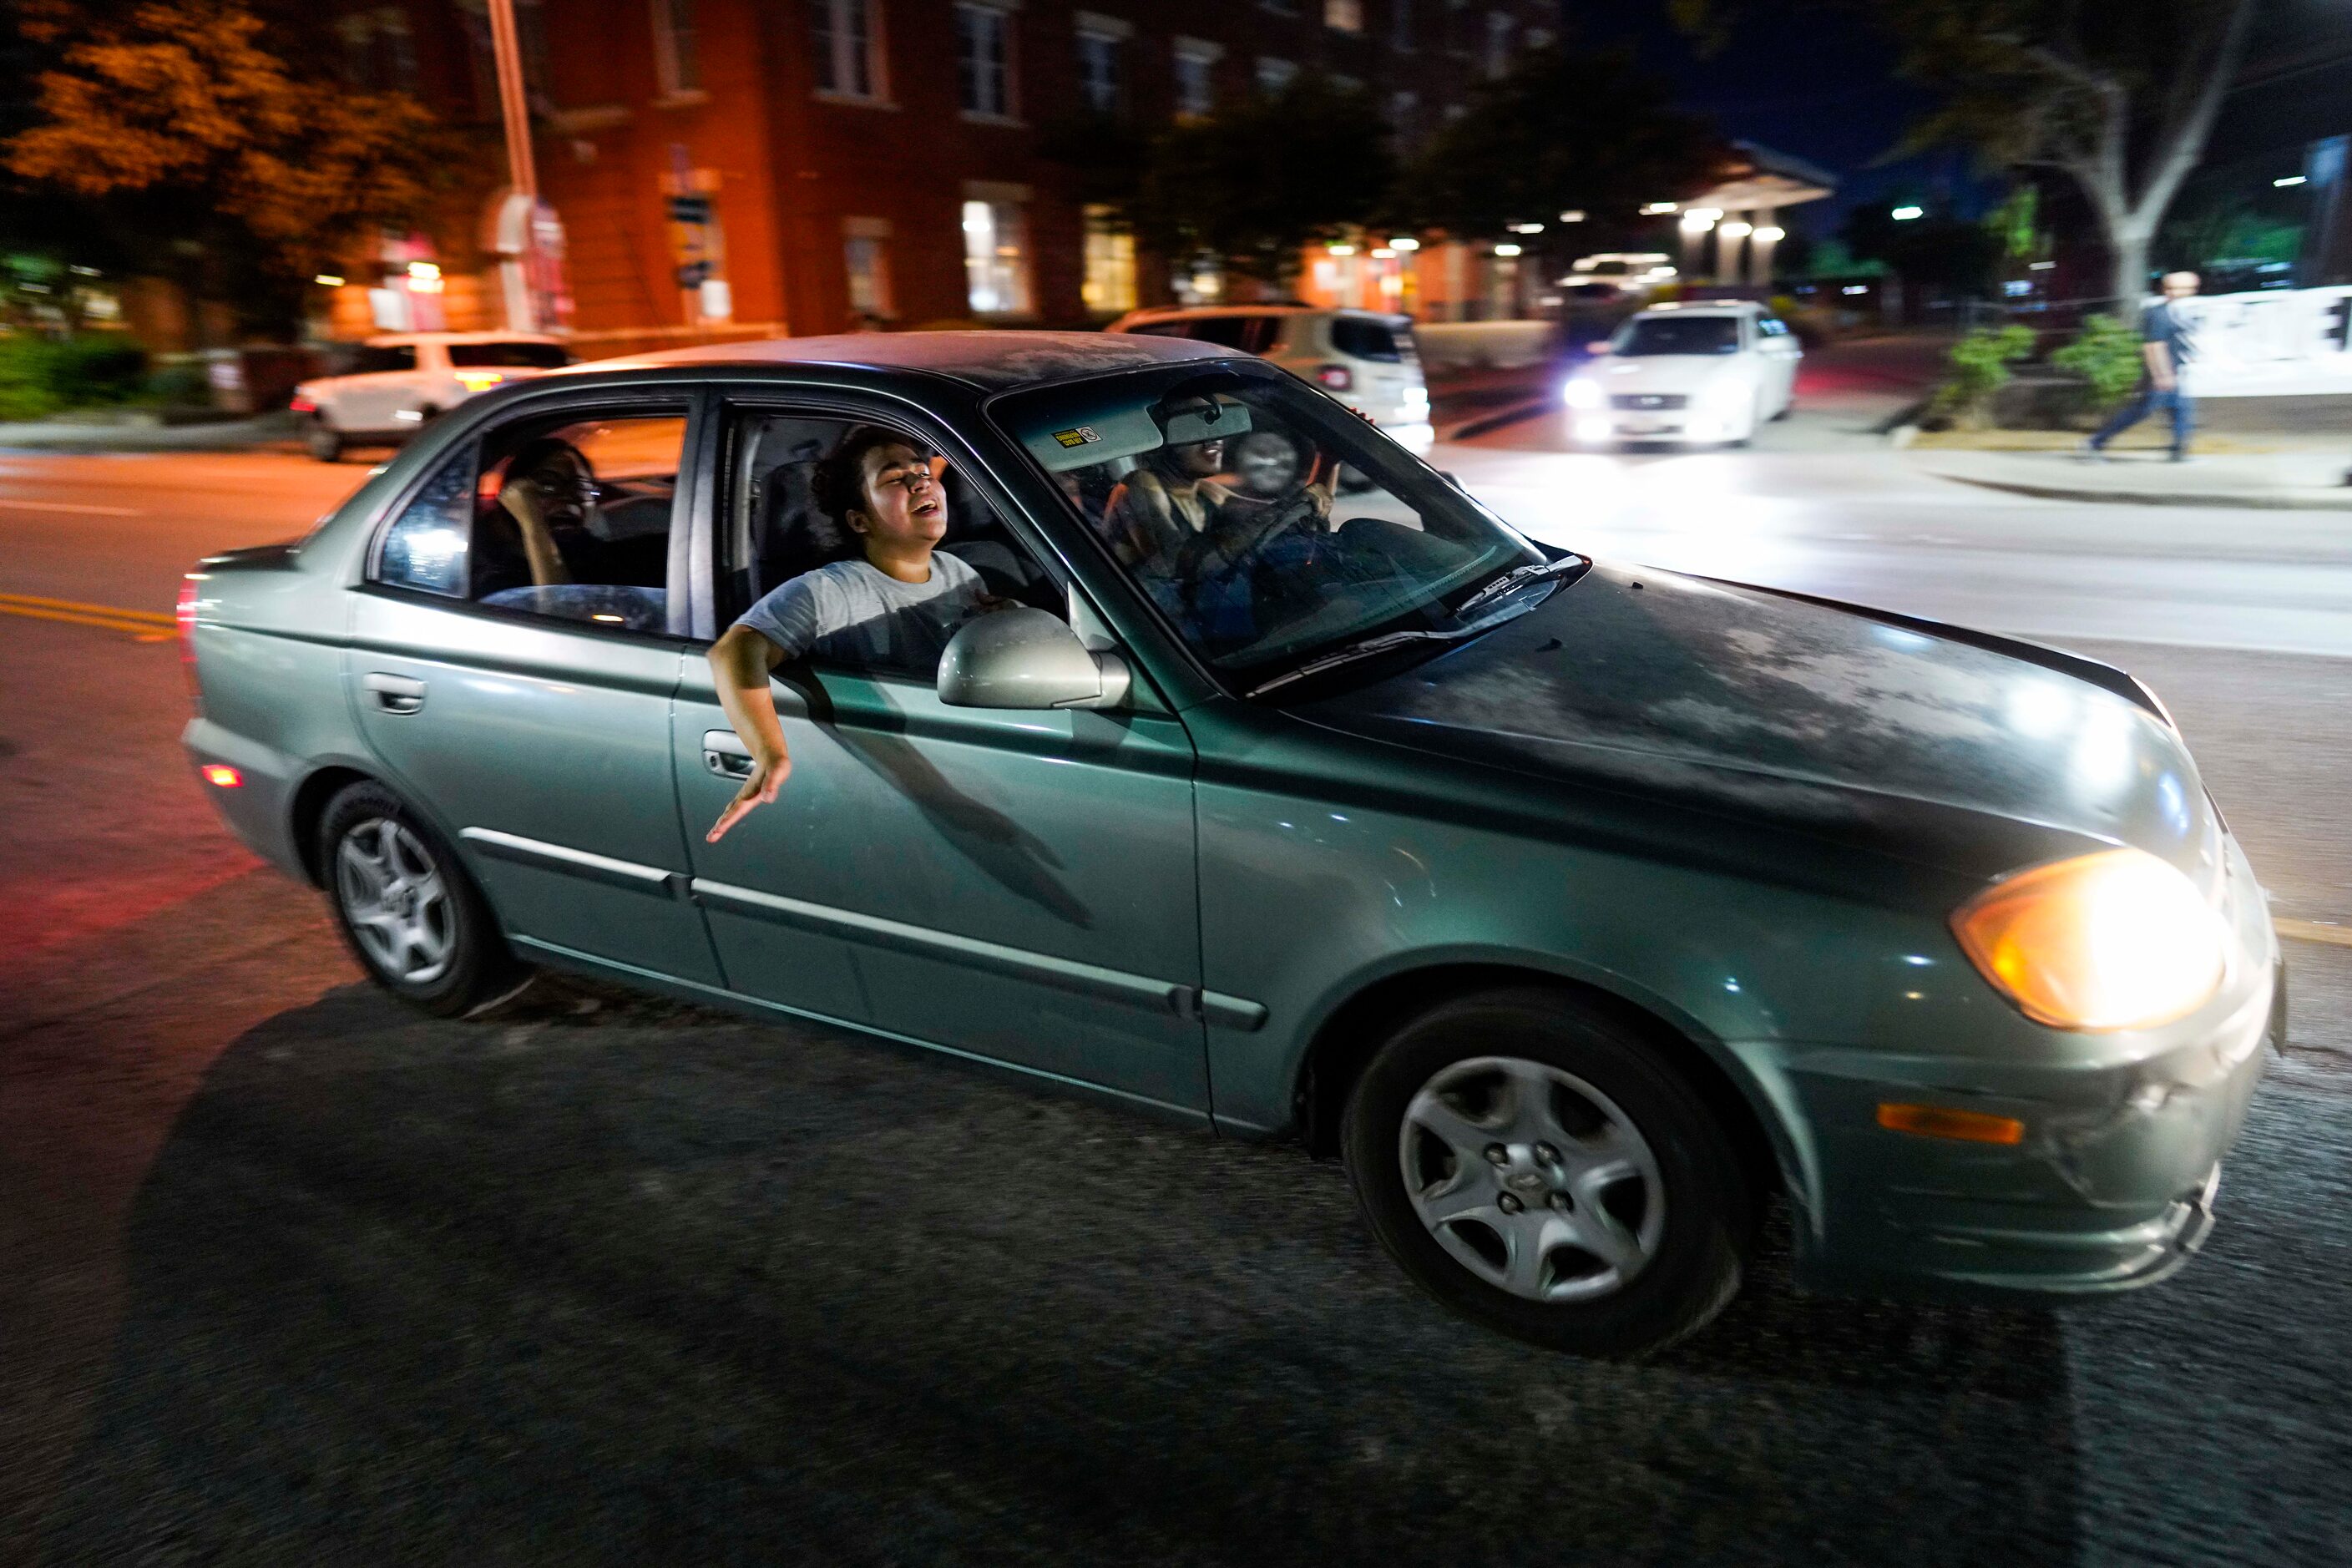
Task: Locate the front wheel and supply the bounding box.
[321,781,521,1016]
[1342,989,1751,1358]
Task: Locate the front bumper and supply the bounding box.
[1737,896,2278,1302]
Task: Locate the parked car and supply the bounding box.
[183,331,2275,1358]
[1105,305,1434,453]
[1560,301,1801,446]
[290,332,574,462]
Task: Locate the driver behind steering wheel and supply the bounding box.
[1172,427,1333,652]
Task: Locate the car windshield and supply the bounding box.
[447,341,574,369]
[994,367,1550,690]
[1616,316,1741,356]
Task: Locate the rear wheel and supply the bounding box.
[306,419,344,463]
[321,781,520,1016]
[1342,988,1751,1358]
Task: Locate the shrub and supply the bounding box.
[1930,323,2036,427]
[2050,314,2143,411]
[0,333,152,420]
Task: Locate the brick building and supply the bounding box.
[318,0,1561,351]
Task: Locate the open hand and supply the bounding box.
[706,751,790,842]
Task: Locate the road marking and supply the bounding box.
[0,497,140,517]
[0,591,176,640]
[2279,918,2352,950]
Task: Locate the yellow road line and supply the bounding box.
[2279,918,2352,950]
[0,601,177,640]
[0,590,175,625]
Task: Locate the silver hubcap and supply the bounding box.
[1399,1055,1667,1303]
[336,817,454,984]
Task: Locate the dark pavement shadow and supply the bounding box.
[38,979,2078,1567]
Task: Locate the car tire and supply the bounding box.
[1341,987,1751,1359]
[320,781,522,1017]
[306,420,344,463]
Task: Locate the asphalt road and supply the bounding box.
[4,396,2351,1565]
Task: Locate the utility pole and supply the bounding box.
[486,0,537,200]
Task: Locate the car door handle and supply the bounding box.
[364,672,427,714]
[702,730,755,779]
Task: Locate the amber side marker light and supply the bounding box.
[1877,1102,2026,1146]
[201,764,243,788]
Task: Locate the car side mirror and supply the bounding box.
[938,607,1131,711]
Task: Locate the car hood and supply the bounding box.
[1294,564,2223,888]
[1587,356,1749,393]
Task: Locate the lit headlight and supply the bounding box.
[1562,377,1602,409]
[1950,847,2229,1031]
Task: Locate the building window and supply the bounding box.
[1172,38,1221,119]
[652,0,700,96]
[339,8,419,94]
[1075,29,1122,114]
[1325,0,1363,31]
[1081,206,1136,316]
[1256,56,1297,95]
[843,219,894,321]
[957,3,1016,119]
[1391,89,1419,148]
[1392,0,1413,51]
[962,194,1032,316]
[1484,11,1512,78]
[1261,0,1301,13]
[811,0,882,100]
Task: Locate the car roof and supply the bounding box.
[1631,301,1759,317]
[1115,305,1398,321]
[577,330,1234,392]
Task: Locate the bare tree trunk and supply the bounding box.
[2098,0,2257,305]
[2108,226,2153,313]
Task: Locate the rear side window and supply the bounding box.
[376,449,475,596]
[448,341,574,369]
[1175,315,1282,353]
[350,345,418,374]
[1330,316,1403,362]
[1124,321,1195,340]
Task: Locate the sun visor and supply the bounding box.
[1014,395,1252,473]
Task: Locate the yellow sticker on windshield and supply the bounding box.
[1051,426,1100,448]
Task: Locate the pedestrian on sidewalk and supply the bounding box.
[2080,272,2201,463]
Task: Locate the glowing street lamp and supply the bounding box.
[1891,205,1925,221]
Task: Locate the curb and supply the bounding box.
[1920,468,2352,512]
[1441,398,1555,443]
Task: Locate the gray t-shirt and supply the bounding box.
[736,553,984,674]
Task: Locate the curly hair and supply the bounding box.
[813,425,928,530]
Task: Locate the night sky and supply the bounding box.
[1579,2,1986,234]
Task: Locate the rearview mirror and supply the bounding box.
[938,607,1131,711]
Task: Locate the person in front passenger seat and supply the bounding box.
[703,426,988,842]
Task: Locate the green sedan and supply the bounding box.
[181,332,2277,1358]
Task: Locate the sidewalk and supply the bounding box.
[1910,442,2352,511]
[0,410,301,454]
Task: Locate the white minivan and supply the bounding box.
[1105,306,1435,453]
[291,332,574,461]
[1560,301,1801,447]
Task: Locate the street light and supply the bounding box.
[1679,208,1720,233]
[1719,220,1753,240]
[1753,226,1785,243]
[1494,244,1523,257]
[2275,175,2308,187]
[1558,210,1586,223]
[1641,202,1681,215]
[1389,236,1421,251]
[1891,205,1925,220]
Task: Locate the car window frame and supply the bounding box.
[359,386,710,646]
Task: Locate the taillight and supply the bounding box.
[288,393,316,414]
[1316,364,1354,391]
[178,574,205,712]
[454,369,505,392]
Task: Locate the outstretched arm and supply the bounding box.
[706,625,790,842]
[498,479,575,586]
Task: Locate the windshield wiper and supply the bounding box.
[1453,553,1586,620]
[1246,577,1575,701]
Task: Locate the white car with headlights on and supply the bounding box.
[1560,301,1800,447]
[291,332,574,462]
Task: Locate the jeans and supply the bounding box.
[2090,382,2193,454]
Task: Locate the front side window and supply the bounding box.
[843,221,894,321]
[350,344,419,375]
[997,369,1546,690]
[962,197,1032,316]
[810,0,879,99]
[372,411,689,635]
[956,3,1014,118]
[1616,316,1741,356]
[446,341,573,369]
[722,411,1063,678]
